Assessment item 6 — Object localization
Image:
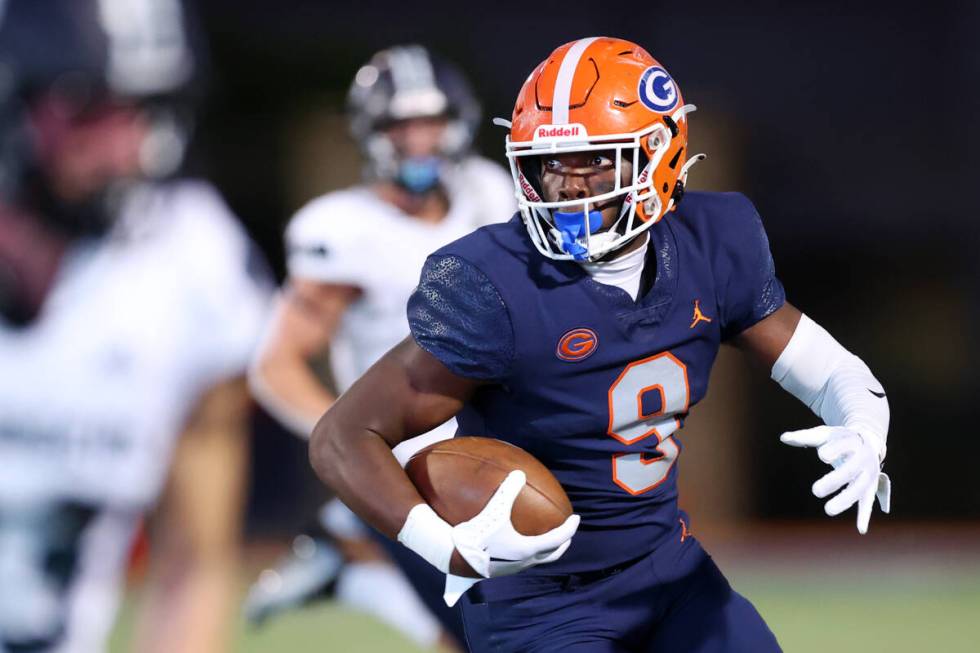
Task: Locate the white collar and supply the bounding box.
[578,233,650,301]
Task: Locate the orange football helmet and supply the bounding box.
[501,37,704,261]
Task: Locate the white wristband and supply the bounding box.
[397,504,455,574]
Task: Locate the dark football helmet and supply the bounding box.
[0,0,204,326]
[0,0,204,233]
[347,44,480,193]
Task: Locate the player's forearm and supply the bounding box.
[248,346,335,438]
[310,338,482,575]
[310,409,495,577]
[309,341,450,538]
[310,408,424,539]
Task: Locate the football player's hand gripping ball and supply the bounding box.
[452,470,580,578]
[399,470,579,605]
[780,425,891,534]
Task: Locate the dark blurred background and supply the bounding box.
[185,0,979,535]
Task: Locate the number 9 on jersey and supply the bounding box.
[607,353,690,495]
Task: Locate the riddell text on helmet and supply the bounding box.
[518,173,542,201]
[538,125,579,138]
[533,123,589,140]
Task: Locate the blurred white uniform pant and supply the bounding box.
[336,562,441,648]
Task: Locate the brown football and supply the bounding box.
[405,437,573,540]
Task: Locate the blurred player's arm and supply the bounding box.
[734,302,891,533]
[131,377,251,653]
[248,279,358,437]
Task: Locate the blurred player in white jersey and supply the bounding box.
[244,45,514,648]
[0,1,270,651]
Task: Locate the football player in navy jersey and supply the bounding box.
[309,37,892,652]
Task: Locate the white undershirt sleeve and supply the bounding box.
[771,314,889,459]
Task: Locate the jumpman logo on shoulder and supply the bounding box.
[689,299,712,329]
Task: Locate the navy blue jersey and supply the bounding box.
[408,191,785,574]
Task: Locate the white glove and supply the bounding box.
[398,470,580,606]
[780,425,891,534]
[451,470,579,578]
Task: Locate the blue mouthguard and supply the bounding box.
[553,210,603,260]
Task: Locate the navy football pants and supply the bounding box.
[459,534,781,652]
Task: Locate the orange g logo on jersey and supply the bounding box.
[556,328,598,362]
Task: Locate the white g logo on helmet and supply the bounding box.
[638,66,678,113]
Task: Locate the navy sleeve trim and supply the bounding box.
[718,194,787,340]
[721,280,786,340]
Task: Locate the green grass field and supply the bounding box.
[729,565,980,652]
[110,530,980,652]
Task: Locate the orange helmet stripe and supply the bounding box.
[552,37,599,124]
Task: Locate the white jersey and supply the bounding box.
[285,156,514,457]
[0,180,271,652]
